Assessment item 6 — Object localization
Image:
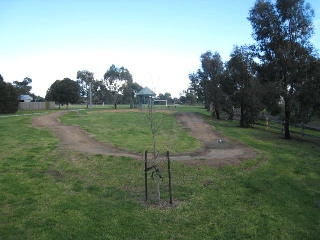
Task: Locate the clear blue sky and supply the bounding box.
[1,0,319,98]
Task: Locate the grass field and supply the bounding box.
[59,107,200,154]
[1,105,319,239]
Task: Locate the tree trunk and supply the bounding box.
[205,102,210,111]
[284,109,291,139]
[240,107,244,127]
[215,103,220,119]
[216,108,220,119]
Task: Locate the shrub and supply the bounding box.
[0,79,19,114]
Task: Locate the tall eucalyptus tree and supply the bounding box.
[77,70,94,108]
[200,51,225,119]
[224,45,263,127]
[103,65,133,109]
[248,0,316,138]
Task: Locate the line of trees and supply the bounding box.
[188,0,320,139]
[45,64,187,109]
[45,65,145,109]
[2,64,186,114]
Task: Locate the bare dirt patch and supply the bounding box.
[32,110,256,166]
[173,112,257,166]
[32,111,138,158]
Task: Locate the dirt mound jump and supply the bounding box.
[32,111,256,166]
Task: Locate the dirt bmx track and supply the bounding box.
[32,110,256,167]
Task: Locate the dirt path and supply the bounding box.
[32,111,138,158]
[32,111,256,166]
[173,112,256,166]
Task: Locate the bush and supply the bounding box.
[0,80,19,114]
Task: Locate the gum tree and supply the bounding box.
[103,65,133,109]
[189,51,225,118]
[77,70,94,108]
[13,77,32,96]
[224,45,263,127]
[248,0,316,139]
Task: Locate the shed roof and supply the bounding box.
[20,95,33,100]
[136,87,155,96]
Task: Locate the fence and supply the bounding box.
[19,101,56,110]
[255,117,320,140]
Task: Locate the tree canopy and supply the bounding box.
[59,78,80,108]
[189,51,225,119]
[45,78,79,109]
[224,45,263,127]
[77,70,94,108]
[0,75,19,114]
[13,77,32,96]
[248,0,316,138]
[103,64,133,108]
[187,0,319,136]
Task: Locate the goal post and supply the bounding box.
[153,100,167,107]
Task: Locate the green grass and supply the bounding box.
[0,106,319,239]
[59,108,200,154]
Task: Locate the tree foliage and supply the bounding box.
[200,51,225,119]
[180,92,197,105]
[224,45,263,127]
[0,76,19,114]
[45,78,79,109]
[188,70,205,104]
[103,65,133,108]
[121,81,143,106]
[188,51,225,118]
[157,92,173,104]
[77,70,94,108]
[13,77,32,96]
[295,57,320,121]
[59,78,80,108]
[45,80,61,104]
[248,0,316,138]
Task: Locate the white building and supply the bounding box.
[20,95,33,102]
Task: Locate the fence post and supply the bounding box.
[301,122,305,137]
[266,118,269,131]
[167,151,173,205]
[144,150,148,201]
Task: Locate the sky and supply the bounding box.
[1,0,320,98]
